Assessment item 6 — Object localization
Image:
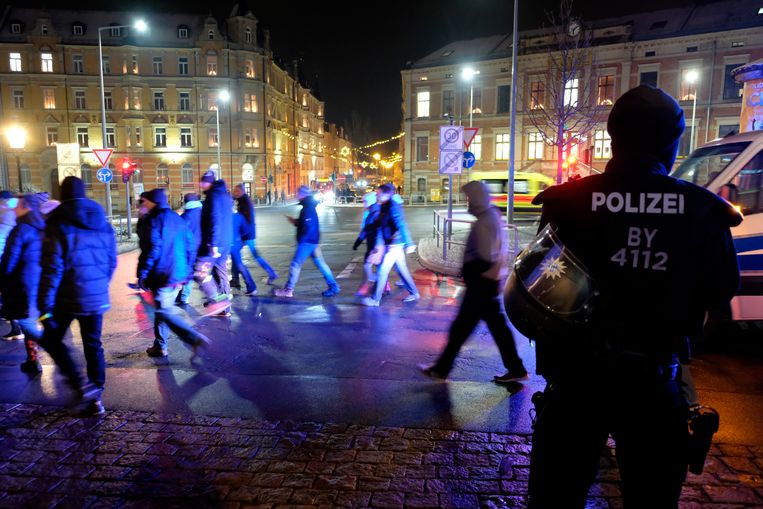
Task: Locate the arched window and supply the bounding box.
[417,177,426,192]
[245,27,252,43]
[156,163,169,185]
[207,29,214,40]
[181,163,194,184]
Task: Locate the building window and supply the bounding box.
[208,29,214,40]
[41,52,53,72]
[12,89,24,109]
[177,26,189,39]
[678,125,694,157]
[182,163,194,184]
[497,85,510,114]
[101,55,111,74]
[131,55,138,74]
[46,126,58,146]
[80,164,92,184]
[9,52,22,72]
[41,24,48,35]
[680,69,699,101]
[11,23,21,34]
[208,127,219,147]
[597,75,615,105]
[105,127,116,148]
[43,88,56,109]
[180,127,193,147]
[495,133,510,160]
[75,90,86,109]
[245,27,252,43]
[125,126,131,147]
[109,25,121,37]
[73,54,83,73]
[563,78,579,107]
[152,56,163,75]
[132,88,141,110]
[153,91,165,110]
[73,24,84,36]
[530,80,545,110]
[243,93,257,112]
[245,59,254,78]
[77,127,89,147]
[207,92,218,111]
[156,164,169,185]
[416,90,430,118]
[154,127,166,147]
[179,92,191,111]
[20,165,31,189]
[723,64,744,100]
[593,129,612,159]
[135,127,142,147]
[470,88,482,114]
[104,91,113,110]
[415,136,428,161]
[417,178,426,192]
[719,124,738,137]
[206,55,218,76]
[243,128,257,148]
[442,90,454,116]
[639,71,658,87]
[527,132,544,160]
[471,134,482,160]
[178,56,188,75]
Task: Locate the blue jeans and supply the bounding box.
[179,282,193,303]
[153,286,204,350]
[231,241,257,292]
[285,243,338,290]
[39,313,105,390]
[241,239,277,279]
[373,244,418,301]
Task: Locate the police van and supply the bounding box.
[671,130,763,321]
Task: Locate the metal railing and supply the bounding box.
[107,215,128,241]
[432,209,521,262]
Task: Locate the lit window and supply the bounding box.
[528,132,544,160]
[206,55,217,76]
[43,88,56,109]
[152,56,163,75]
[679,69,698,101]
[530,80,545,110]
[179,92,191,111]
[154,127,166,147]
[132,88,141,110]
[177,26,189,39]
[563,78,579,107]
[416,90,430,118]
[495,133,510,160]
[597,75,615,105]
[594,130,612,159]
[73,54,83,73]
[243,128,257,148]
[470,88,482,114]
[153,91,165,110]
[46,127,58,146]
[243,93,257,112]
[104,91,113,110]
[245,59,254,78]
[758,7,763,14]
[207,92,218,111]
[75,90,86,109]
[105,127,116,148]
[131,55,138,74]
[157,164,169,185]
[41,52,53,72]
[471,135,482,160]
[180,127,193,147]
[208,127,219,147]
[77,127,89,146]
[9,52,22,72]
[178,56,188,75]
[12,89,24,109]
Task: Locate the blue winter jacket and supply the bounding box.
[237,195,256,240]
[181,205,202,257]
[137,204,195,291]
[200,180,233,256]
[0,212,44,319]
[296,195,320,244]
[38,198,117,316]
[377,200,413,247]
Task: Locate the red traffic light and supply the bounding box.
[121,160,131,170]
[120,158,139,183]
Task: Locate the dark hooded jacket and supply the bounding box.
[462,181,508,294]
[376,199,413,247]
[138,204,195,291]
[236,194,256,240]
[0,211,44,319]
[181,205,202,256]
[296,195,320,244]
[200,179,233,256]
[38,198,117,316]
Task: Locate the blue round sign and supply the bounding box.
[96,167,113,183]
[462,151,476,169]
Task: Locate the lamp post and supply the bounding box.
[685,70,699,154]
[5,126,26,192]
[507,0,519,226]
[461,67,480,129]
[214,89,231,177]
[98,19,147,219]
[373,152,381,181]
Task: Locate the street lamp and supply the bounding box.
[373,152,382,181]
[5,126,26,192]
[462,67,480,128]
[98,18,148,220]
[214,89,231,177]
[685,70,699,154]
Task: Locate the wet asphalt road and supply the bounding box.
[0,204,761,445]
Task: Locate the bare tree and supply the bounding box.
[524,0,608,184]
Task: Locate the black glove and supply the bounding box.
[352,238,362,251]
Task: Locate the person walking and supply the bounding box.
[267,188,272,206]
[353,191,383,297]
[195,170,233,317]
[0,190,23,341]
[361,184,419,306]
[419,181,528,383]
[281,189,286,206]
[37,176,117,416]
[230,194,258,296]
[137,189,211,359]
[0,194,45,374]
[178,193,202,305]
[274,186,340,298]
[232,184,278,288]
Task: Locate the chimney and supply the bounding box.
[264,29,270,51]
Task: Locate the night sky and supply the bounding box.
[17,0,713,149]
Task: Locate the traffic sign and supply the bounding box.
[439,151,464,175]
[92,148,113,168]
[96,167,113,183]
[464,128,479,148]
[439,125,464,175]
[463,151,476,169]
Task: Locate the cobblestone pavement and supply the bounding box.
[1,404,762,509]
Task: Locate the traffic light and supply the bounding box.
[120,158,139,183]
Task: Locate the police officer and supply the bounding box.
[506,86,741,508]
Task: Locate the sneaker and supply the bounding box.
[80,400,106,417]
[274,287,294,298]
[20,360,42,375]
[191,334,211,358]
[2,330,24,341]
[267,274,279,285]
[354,282,371,297]
[361,297,379,307]
[418,364,447,381]
[403,293,420,303]
[494,370,530,384]
[75,384,102,404]
[146,345,168,357]
[244,288,258,296]
[229,280,241,289]
[322,286,340,297]
[202,298,232,317]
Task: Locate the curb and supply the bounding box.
[417,237,462,277]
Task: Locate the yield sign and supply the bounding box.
[92,148,113,168]
[464,128,479,148]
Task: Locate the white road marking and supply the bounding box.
[337,256,363,279]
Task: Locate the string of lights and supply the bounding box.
[354,132,406,151]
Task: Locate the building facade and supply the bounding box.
[400,0,763,197]
[0,6,336,211]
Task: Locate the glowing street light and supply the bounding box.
[684,70,700,153]
[5,126,27,192]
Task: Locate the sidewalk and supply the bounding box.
[1,403,761,508]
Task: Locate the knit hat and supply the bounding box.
[201,170,216,183]
[607,85,685,169]
[183,193,201,203]
[140,188,168,207]
[61,176,86,201]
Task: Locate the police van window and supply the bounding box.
[729,151,763,215]
[483,179,506,194]
[671,141,750,187]
[514,180,530,194]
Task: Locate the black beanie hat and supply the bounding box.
[183,193,201,203]
[607,85,685,169]
[61,176,86,201]
[140,188,168,207]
